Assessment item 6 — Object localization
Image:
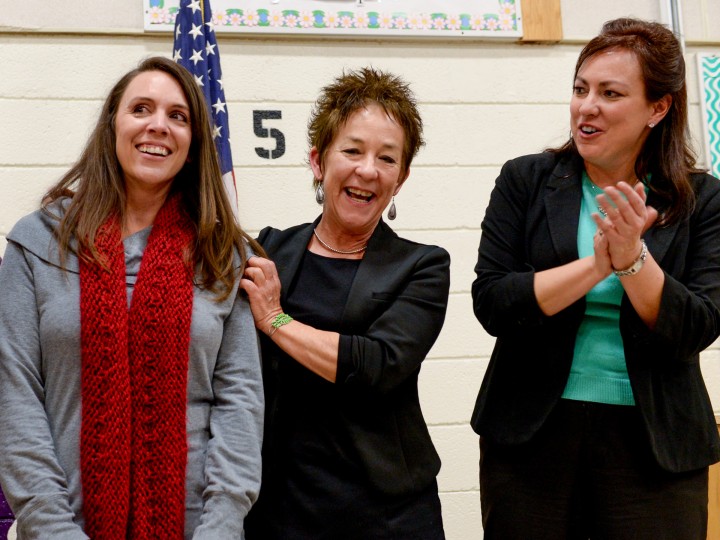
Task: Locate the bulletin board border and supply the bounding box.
[144,0,523,39]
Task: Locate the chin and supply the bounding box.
[577,149,603,164]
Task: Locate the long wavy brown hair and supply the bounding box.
[43,56,263,300]
[549,17,703,225]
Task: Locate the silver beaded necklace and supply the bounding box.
[588,176,641,217]
[587,180,608,217]
[313,228,367,254]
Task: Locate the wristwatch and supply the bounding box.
[613,240,647,277]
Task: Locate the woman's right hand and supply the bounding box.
[240,256,341,382]
[592,182,658,271]
[239,256,284,335]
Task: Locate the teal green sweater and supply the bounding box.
[562,172,636,405]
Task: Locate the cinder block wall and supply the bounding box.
[2,1,720,539]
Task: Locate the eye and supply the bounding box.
[342,148,360,155]
[380,155,397,165]
[572,86,587,96]
[603,89,621,98]
[132,104,150,114]
[170,111,189,123]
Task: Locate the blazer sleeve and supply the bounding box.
[472,156,548,337]
[335,244,450,395]
[636,174,720,360]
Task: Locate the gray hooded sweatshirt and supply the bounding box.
[0,200,264,539]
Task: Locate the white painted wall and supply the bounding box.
[1,2,720,539]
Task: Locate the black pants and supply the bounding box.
[480,400,708,540]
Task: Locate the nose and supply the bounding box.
[578,91,599,116]
[147,111,169,134]
[355,154,379,179]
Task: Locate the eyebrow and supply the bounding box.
[574,76,630,88]
[127,96,190,110]
[343,136,401,150]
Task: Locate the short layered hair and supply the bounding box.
[307,67,424,188]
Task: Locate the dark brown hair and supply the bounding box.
[307,67,424,189]
[43,56,263,299]
[550,17,701,224]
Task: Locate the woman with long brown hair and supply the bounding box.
[0,56,264,539]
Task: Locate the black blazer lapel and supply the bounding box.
[264,219,318,306]
[545,158,583,265]
[340,220,397,334]
[643,191,679,265]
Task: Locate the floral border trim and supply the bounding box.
[145,1,522,38]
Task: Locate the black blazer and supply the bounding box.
[471,152,720,473]
[257,218,450,496]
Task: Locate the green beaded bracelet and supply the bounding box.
[269,313,293,336]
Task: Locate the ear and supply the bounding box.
[649,94,672,126]
[393,168,411,196]
[309,147,322,180]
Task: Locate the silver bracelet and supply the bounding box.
[613,240,647,277]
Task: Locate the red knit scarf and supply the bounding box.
[79,194,195,540]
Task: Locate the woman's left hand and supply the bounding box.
[239,256,284,334]
[592,181,658,271]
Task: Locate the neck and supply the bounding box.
[585,162,638,188]
[310,219,373,259]
[123,189,171,238]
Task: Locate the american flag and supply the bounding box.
[172,0,238,216]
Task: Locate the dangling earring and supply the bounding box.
[315,183,325,205]
[387,196,397,220]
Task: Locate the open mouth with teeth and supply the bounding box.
[580,126,599,135]
[137,144,170,156]
[346,187,374,202]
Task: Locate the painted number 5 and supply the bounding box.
[253,110,286,159]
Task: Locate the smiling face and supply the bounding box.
[570,48,669,182]
[114,70,192,199]
[310,103,408,237]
